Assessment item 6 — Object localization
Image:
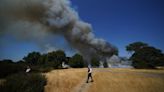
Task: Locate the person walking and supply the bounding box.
[86,66,94,83]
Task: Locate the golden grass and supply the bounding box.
[44,68,164,92]
[44,68,86,92]
[88,68,164,92]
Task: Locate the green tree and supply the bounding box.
[126,42,164,69]
[46,51,59,68]
[46,50,66,68]
[55,50,66,62]
[23,52,41,65]
[69,54,84,68]
[126,42,148,53]
[38,54,47,65]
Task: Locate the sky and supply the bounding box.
[71,0,164,56]
[0,0,164,61]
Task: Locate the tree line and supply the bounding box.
[0,41,164,77]
[0,50,85,78]
[23,50,85,68]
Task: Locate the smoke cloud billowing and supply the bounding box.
[0,0,118,63]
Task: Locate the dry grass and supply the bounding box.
[44,68,164,92]
[88,68,164,92]
[44,68,86,92]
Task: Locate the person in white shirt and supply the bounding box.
[86,66,94,83]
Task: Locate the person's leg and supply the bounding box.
[86,73,90,83]
[90,73,94,82]
[89,73,92,81]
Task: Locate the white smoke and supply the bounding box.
[44,44,57,53]
[0,0,118,63]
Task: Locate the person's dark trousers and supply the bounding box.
[86,73,93,83]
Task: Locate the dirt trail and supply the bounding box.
[73,72,96,92]
[73,78,91,92]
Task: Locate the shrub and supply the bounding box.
[0,61,26,78]
[0,73,46,92]
[31,65,53,73]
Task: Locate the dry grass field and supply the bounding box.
[44,68,86,92]
[88,68,164,92]
[44,68,164,92]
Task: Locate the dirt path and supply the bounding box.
[73,73,95,92]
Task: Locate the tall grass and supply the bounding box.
[44,68,86,92]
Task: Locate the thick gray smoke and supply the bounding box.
[0,0,118,63]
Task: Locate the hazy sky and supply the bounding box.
[0,0,164,61]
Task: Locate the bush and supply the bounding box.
[31,65,53,73]
[0,61,26,78]
[0,73,46,92]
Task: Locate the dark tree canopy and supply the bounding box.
[126,42,164,69]
[126,42,148,53]
[23,52,41,65]
[45,50,66,68]
[23,50,67,68]
[69,54,84,68]
[22,50,85,69]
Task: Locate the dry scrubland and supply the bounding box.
[44,68,164,92]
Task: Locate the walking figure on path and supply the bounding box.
[86,66,94,83]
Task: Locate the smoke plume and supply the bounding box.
[0,0,118,63]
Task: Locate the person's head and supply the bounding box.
[88,65,91,69]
